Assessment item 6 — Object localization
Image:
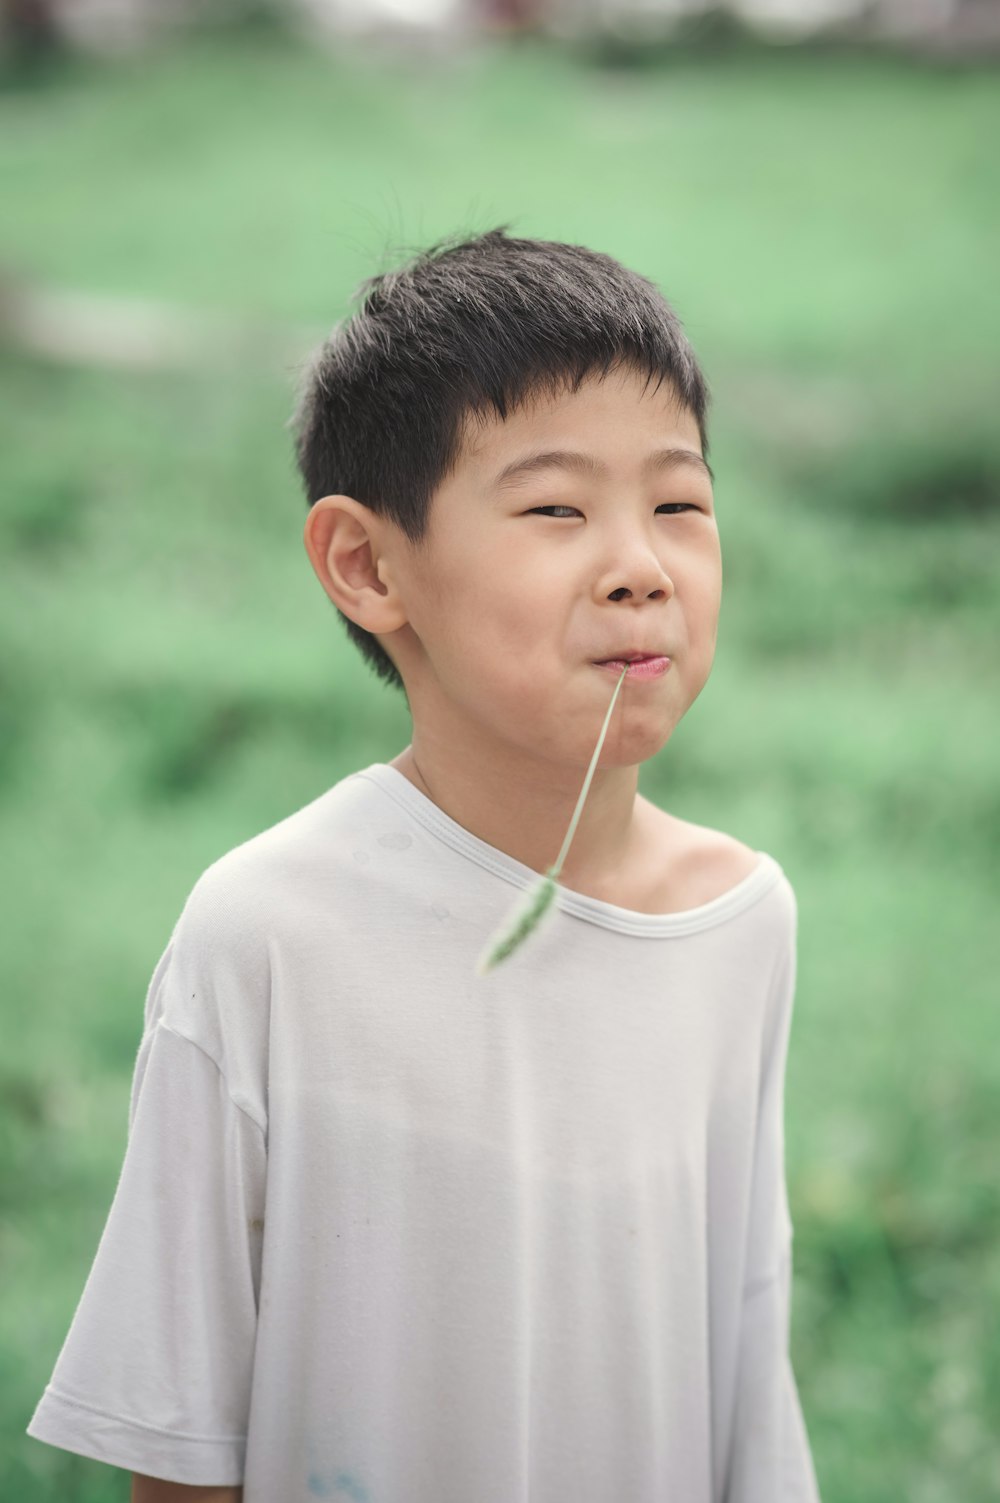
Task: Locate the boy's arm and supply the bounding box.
[131,1475,242,1502]
[26,902,265,1487]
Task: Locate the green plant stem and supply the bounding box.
[475,662,629,974]
[549,661,630,880]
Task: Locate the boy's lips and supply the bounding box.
[592,643,670,661]
[594,656,671,679]
[593,651,667,663]
[592,649,672,666]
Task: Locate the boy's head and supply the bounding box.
[295,226,721,773]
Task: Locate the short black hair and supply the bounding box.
[290,225,711,696]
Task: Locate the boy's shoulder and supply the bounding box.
[174,777,361,946]
[635,797,762,914]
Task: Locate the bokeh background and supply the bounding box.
[3,2,999,1499]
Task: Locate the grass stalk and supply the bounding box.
[475,663,630,975]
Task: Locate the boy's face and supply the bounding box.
[380,362,721,776]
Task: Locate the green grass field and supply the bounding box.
[2,24,999,1500]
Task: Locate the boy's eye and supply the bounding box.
[526,504,699,518]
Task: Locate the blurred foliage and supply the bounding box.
[1,23,999,1503]
[5,0,1000,76]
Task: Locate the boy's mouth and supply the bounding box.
[594,656,671,679]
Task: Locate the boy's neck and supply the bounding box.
[386,743,652,904]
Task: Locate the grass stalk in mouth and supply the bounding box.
[475,662,630,976]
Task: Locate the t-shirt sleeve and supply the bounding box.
[724,890,822,1503]
[25,931,267,1487]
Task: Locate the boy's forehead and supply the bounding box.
[454,369,698,484]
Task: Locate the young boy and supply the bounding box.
[27,226,821,1502]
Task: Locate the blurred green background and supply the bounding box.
[3,14,999,1502]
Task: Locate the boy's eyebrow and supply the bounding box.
[491,447,715,490]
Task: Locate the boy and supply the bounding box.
[27,226,821,1502]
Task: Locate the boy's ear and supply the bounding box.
[302,495,409,635]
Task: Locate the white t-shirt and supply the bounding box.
[27,762,821,1502]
